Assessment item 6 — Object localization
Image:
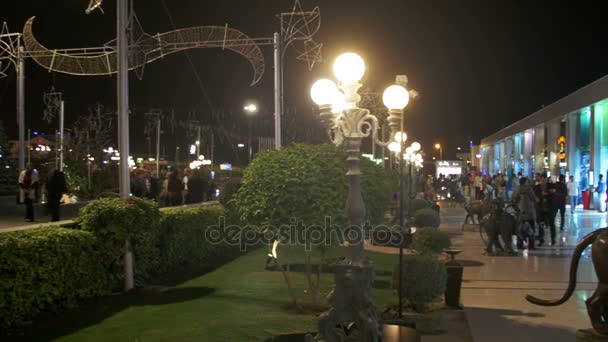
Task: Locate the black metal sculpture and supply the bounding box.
[480,200,517,255]
[526,228,608,336]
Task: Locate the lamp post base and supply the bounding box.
[313,258,379,342]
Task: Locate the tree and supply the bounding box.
[0,120,17,195]
[236,144,391,309]
[64,104,117,198]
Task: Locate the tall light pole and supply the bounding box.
[115,0,133,291]
[435,143,443,160]
[244,103,258,163]
[311,52,410,341]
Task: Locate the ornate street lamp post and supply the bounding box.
[388,139,423,318]
[310,52,410,342]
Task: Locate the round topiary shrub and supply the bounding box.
[410,198,432,213]
[218,177,241,207]
[413,207,440,228]
[77,197,160,287]
[187,169,210,203]
[411,227,451,255]
[235,144,391,230]
[393,255,448,312]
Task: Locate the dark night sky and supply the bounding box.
[1,0,607,162]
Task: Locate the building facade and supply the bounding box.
[478,75,608,192]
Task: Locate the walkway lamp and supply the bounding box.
[310,52,410,341]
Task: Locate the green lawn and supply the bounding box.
[7,246,399,342]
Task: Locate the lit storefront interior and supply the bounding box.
[478,75,608,197]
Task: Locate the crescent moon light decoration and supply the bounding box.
[22,16,265,85]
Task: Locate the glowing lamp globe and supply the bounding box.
[405,147,413,155]
[383,85,409,110]
[388,142,401,153]
[311,79,339,106]
[331,92,347,114]
[411,142,421,152]
[333,52,365,83]
[394,131,407,143]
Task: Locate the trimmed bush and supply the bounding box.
[236,144,391,229]
[0,228,109,328]
[393,255,448,312]
[413,207,440,228]
[410,198,432,213]
[218,177,242,208]
[411,228,451,255]
[77,197,161,287]
[187,169,210,203]
[158,205,241,272]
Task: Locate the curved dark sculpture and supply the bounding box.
[479,200,517,255]
[463,198,493,226]
[22,16,265,85]
[526,228,608,336]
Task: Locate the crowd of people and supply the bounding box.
[467,171,607,249]
[410,169,607,249]
[16,164,218,223]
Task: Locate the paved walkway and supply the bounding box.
[441,205,607,342]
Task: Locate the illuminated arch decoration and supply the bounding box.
[22,16,265,85]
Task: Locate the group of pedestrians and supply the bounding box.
[511,172,607,249]
[18,163,67,223]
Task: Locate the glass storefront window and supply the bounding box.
[580,109,591,149]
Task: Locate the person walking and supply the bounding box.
[545,179,558,246]
[554,175,568,232]
[512,177,538,250]
[567,175,578,215]
[533,173,547,246]
[46,168,68,222]
[597,174,606,213]
[167,169,182,206]
[474,174,483,200]
[18,163,39,222]
[181,168,191,205]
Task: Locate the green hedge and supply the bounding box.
[411,228,451,255]
[158,205,241,273]
[1,200,239,329]
[77,197,161,287]
[0,228,109,329]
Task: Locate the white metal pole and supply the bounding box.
[117,0,133,291]
[197,126,201,157]
[210,130,214,162]
[59,100,64,171]
[156,118,160,177]
[273,32,281,149]
[17,46,25,172]
[27,129,31,164]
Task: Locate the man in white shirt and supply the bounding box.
[181,168,191,205]
[18,163,39,222]
[567,175,578,215]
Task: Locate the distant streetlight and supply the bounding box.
[237,143,245,148]
[457,147,461,151]
[244,103,258,163]
[435,143,443,160]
